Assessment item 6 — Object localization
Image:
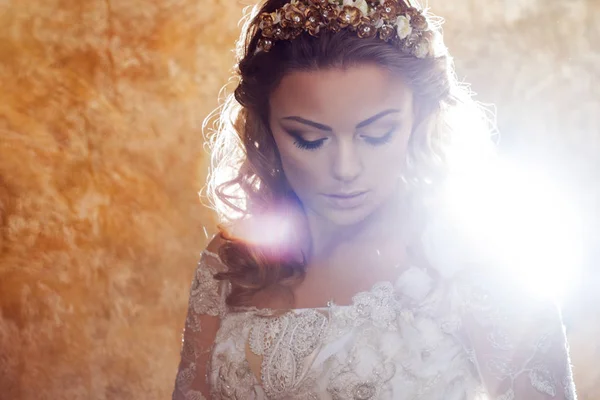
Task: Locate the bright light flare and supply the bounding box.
[237,212,297,249]
[442,158,583,301]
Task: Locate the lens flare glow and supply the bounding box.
[236,212,297,248]
[442,158,583,301]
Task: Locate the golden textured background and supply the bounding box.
[0,0,598,398]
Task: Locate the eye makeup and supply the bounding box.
[279,108,404,151]
[285,126,398,151]
[285,129,328,151]
[359,126,398,146]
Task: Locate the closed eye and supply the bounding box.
[360,128,396,146]
[286,130,328,151]
[294,137,327,150]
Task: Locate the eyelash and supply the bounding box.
[362,129,395,146]
[292,136,327,151]
[290,128,396,151]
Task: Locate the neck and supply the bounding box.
[305,188,408,259]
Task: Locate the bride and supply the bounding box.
[172,0,577,398]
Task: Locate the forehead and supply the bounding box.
[269,64,413,126]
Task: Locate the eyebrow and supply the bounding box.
[356,109,402,129]
[281,116,332,132]
[281,108,401,131]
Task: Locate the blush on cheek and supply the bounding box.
[367,143,408,176]
[280,155,323,198]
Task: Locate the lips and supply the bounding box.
[323,190,369,209]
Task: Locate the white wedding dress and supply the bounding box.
[172,220,578,400]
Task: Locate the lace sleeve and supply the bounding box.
[459,270,578,400]
[172,249,228,400]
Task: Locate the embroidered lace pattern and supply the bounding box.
[173,249,578,400]
[172,250,229,400]
[249,310,329,398]
[456,269,578,400]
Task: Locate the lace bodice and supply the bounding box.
[172,227,578,400]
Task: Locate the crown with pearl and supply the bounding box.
[255,0,443,58]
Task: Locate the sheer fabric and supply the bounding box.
[172,250,228,400]
[172,232,577,400]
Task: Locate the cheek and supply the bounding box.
[278,146,326,192]
[364,135,410,182]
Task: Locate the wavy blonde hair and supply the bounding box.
[205,0,495,307]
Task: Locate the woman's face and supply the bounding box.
[269,64,415,227]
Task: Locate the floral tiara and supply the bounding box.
[255,0,442,58]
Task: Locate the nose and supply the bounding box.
[332,139,362,182]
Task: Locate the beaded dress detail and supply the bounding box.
[172,221,577,400]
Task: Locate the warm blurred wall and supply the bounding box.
[0,0,598,399]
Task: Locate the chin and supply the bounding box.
[321,204,377,227]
